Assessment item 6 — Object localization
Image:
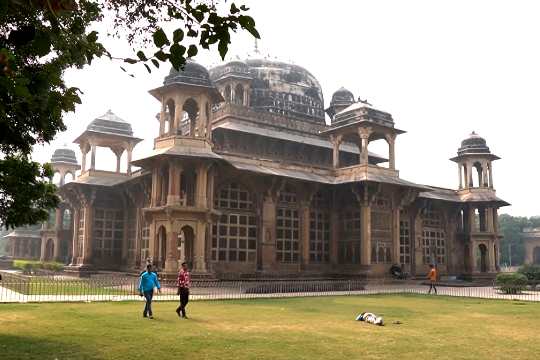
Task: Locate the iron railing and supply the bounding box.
[1,271,539,303]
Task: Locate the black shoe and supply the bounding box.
[149,316,154,319]
[143,314,147,318]
[175,308,181,318]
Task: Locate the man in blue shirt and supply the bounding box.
[138,264,161,319]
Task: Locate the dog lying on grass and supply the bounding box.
[355,312,384,326]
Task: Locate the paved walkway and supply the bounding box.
[1,284,539,303]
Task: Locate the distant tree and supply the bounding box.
[0,0,259,228]
[499,214,540,266]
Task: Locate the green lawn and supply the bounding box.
[1,295,539,360]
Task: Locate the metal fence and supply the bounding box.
[1,271,539,303]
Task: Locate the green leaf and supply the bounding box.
[187,28,198,37]
[144,64,151,73]
[230,3,240,14]
[151,59,160,68]
[87,31,98,43]
[187,44,198,58]
[153,28,170,47]
[173,29,184,43]
[154,50,168,61]
[136,51,147,61]
[124,58,138,64]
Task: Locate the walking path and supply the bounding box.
[1,284,539,303]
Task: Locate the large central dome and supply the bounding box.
[210,59,325,124]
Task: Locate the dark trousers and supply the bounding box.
[143,290,153,316]
[176,288,190,317]
[428,281,437,294]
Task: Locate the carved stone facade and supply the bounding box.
[5,59,509,279]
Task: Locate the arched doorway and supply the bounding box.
[534,247,540,265]
[478,244,488,272]
[157,226,167,270]
[45,239,54,261]
[179,225,194,269]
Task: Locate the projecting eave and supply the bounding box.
[319,120,406,139]
[148,83,224,104]
[419,186,510,207]
[131,146,222,168]
[73,130,143,146]
[449,153,501,162]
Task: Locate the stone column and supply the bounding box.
[167,162,181,205]
[193,221,207,273]
[458,163,463,189]
[261,195,277,271]
[331,135,342,169]
[300,201,311,267]
[126,145,133,175]
[488,240,496,272]
[488,161,494,188]
[90,144,96,171]
[80,144,88,172]
[70,209,80,265]
[151,167,160,207]
[40,237,47,261]
[358,128,372,166]
[174,101,182,134]
[159,100,166,136]
[115,152,122,173]
[82,205,93,265]
[360,202,371,266]
[195,164,209,208]
[466,162,473,188]
[392,208,400,264]
[165,224,179,274]
[55,208,63,231]
[386,133,396,170]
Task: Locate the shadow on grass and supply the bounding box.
[0,334,101,360]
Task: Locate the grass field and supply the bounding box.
[1,295,540,360]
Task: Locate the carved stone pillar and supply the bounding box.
[358,128,372,166]
[458,163,463,189]
[261,195,277,271]
[392,207,400,264]
[167,162,182,205]
[82,205,93,265]
[331,134,342,169]
[466,162,473,188]
[195,163,209,208]
[360,202,371,266]
[193,221,207,273]
[386,133,396,170]
[126,145,133,175]
[159,100,166,136]
[89,144,97,171]
[70,208,80,265]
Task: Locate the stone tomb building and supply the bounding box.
[5,59,509,279]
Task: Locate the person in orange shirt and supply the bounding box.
[427,264,437,294]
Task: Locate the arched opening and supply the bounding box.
[473,161,483,188]
[45,238,54,261]
[64,172,75,184]
[165,99,175,135]
[157,226,167,270]
[477,244,488,272]
[182,98,199,137]
[180,168,196,206]
[52,172,62,185]
[234,84,244,105]
[533,247,540,265]
[180,225,195,269]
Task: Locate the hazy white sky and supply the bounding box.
[32,0,540,216]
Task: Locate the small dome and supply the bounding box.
[87,110,133,137]
[458,131,491,155]
[51,147,78,165]
[164,60,213,87]
[330,87,355,107]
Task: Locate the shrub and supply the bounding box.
[13,260,64,273]
[517,264,540,282]
[495,273,528,294]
